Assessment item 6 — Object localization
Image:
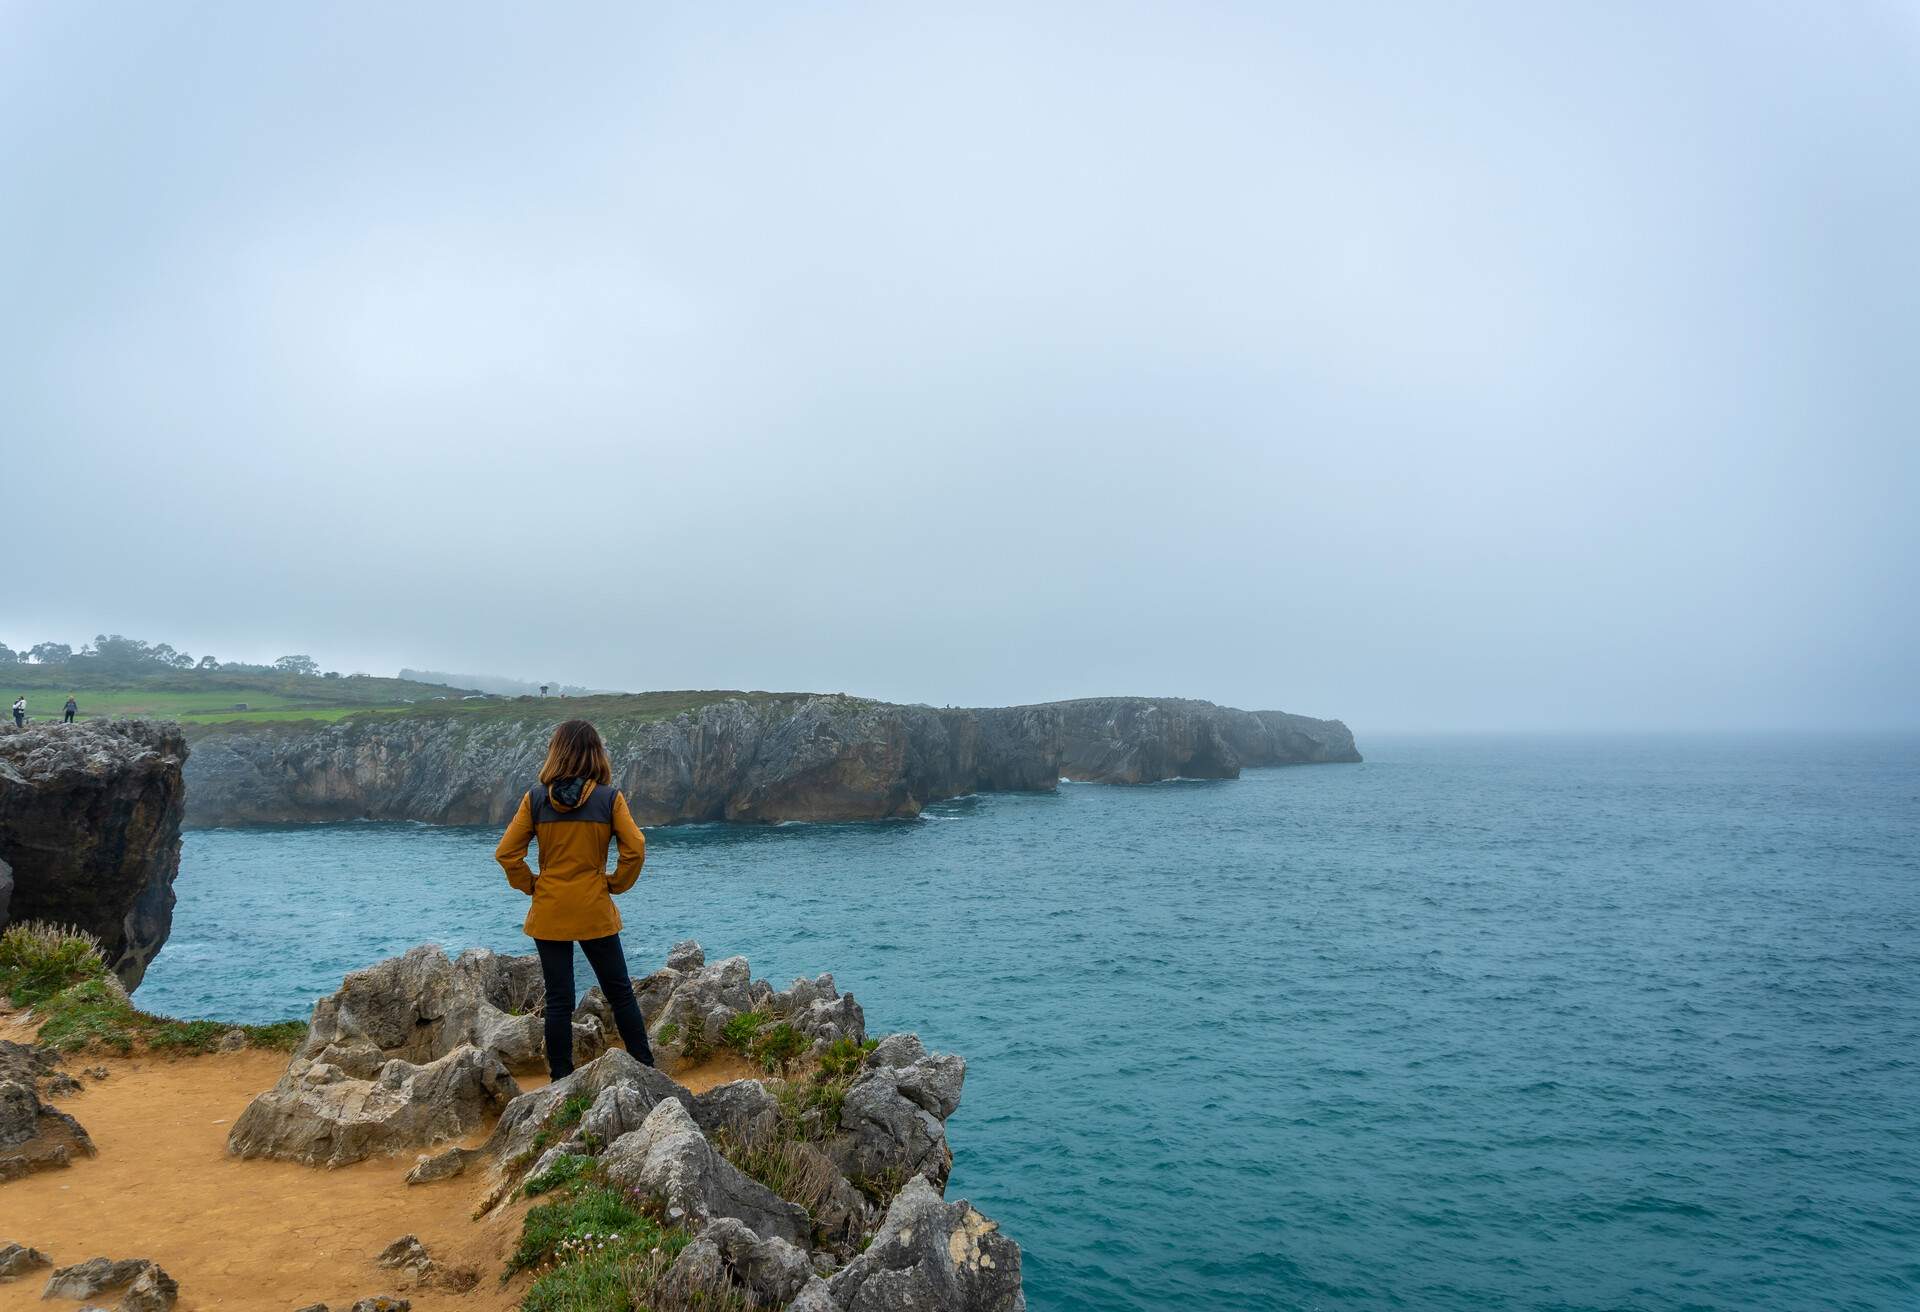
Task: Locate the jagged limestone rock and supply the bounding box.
[403,1144,475,1185]
[645,946,865,1063]
[788,1276,840,1311]
[478,1049,689,1179]
[0,1242,52,1279]
[599,1098,810,1247]
[577,1082,654,1147]
[39,1256,156,1301]
[220,940,1023,1309]
[661,1217,814,1308]
[827,1175,1025,1312]
[0,1076,93,1180]
[0,1038,81,1099]
[373,1235,475,1293]
[227,1044,517,1167]
[825,1037,965,1194]
[118,1262,180,1311]
[293,944,604,1076]
[691,1078,781,1145]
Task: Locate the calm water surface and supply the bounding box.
[140,734,1920,1312]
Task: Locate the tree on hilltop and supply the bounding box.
[79,634,180,674]
[27,642,71,664]
[275,654,320,677]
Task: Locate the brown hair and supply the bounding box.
[539,719,613,786]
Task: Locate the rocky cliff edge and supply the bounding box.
[0,720,188,989]
[184,693,1359,827]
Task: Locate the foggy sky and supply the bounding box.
[4,2,1916,732]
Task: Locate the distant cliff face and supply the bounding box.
[1055,697,1361,783]
[0,720,188,989]
[183,695,1358,827]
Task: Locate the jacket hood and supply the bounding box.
[548,777,594,811]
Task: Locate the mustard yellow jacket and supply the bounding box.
[495,779,646,940]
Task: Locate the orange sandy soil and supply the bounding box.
[0,1020,760,1312]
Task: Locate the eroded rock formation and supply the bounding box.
[601,1097,813,1246]
[226,946,554,1167]
[40,1255,175,1307]
[226,1043,518,1168]
[0,1241,52,1279]
[0,1075,93,1182]
[292,943,607,1075]
[637,941,868,1069]
[218,939,1018,1309]
[0,720,188,988]
[0,1039,92,1181]
[827,1175,1026,1312]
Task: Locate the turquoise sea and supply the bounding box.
[139,734,1920,1312]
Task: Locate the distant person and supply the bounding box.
[63,696,77,723]
[495,718,654,1078]
[11,696,23,728]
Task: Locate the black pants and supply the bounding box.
[534,933,653,1079]
[11,712,21,727]
[63,710,74,722]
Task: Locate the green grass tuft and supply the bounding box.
[238,1019,311,1051]
[522,1152,596,1199]
[553,1092,597,1131]
[505,1173,705,1312]
[720,1009,769,1054]
[815,1036,873,1081]
[770,1053,870,1142]
[711,1130,843,1224]
[0,921,109,1006]
[510,1183,657,1275]
[751,1022,807,1077]
[521,1233,648,1312]
[677,1016,714,1063]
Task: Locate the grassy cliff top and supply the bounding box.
[1,663,849,735]
[3,664,481,727]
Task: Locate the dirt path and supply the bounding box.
[0,1032,758,1311]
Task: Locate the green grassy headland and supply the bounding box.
[1,663,849,737]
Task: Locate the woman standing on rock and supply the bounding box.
[495,718,655,1077]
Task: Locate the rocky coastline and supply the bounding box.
[2,933,1024,1311]
[185,693,1360,827]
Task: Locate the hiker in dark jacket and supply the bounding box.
[63,696,76,723]
[11,697,23,728]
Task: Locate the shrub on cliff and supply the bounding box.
[0,920,305,1055]
[0,922,109,1006]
